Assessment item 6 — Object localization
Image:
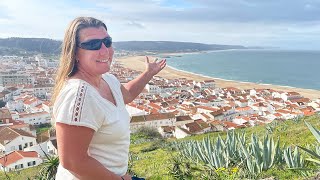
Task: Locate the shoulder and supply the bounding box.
[53,79,96,112]
[53,79,103,131]
[102,73,120,86]
[55,80,87,102]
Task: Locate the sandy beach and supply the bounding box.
[116,55,320,100]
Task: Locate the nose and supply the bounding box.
[99,43,110,56]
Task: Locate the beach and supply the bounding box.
[116,55,320,100]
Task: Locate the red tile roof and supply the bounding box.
[176,115,193,122]
[0,151,38,166]
[185,122,203,133]
[287,92,301,96]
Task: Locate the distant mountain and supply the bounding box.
[113,41,247,52]
[0,38,61,55]
[0,37,247,55]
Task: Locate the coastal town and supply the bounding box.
[0,53,320,172]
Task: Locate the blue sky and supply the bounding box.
[0,0,320,50]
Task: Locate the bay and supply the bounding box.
[165,49,320,90]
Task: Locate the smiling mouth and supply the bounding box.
[96,59,110,63]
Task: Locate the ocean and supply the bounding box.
[163,49,320,90]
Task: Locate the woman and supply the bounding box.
[51,17,166,180]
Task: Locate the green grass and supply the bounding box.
[36,127,51,134]
[36,123,52,134]
[238,115,320,147]
[131,149,175,179]
[0,164,44,180]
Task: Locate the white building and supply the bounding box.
[130,113,176,133]
[24,142,48,158]
[196,106,220,114]
[308,101,320,112]
[145,83,161,94]
[174,126,191,139]
[281,92,303,101]
[33,85,53,99]
[0,72,35,86]
[0,90,12,102]
[47,139,58,156]
[196,80,215,90]
[174,120,211,139]
[17,111,51,125]
[6,100,25,112]
[235,106,255,116]
[158,126,175,138]
[23,97,43,111]
[126,104,148,116]
[0,151,42,172]
[42,101,52,113]
[0,127,37,153]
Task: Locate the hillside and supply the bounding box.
[2,114,320,179]
[0,38,61,55]
[0,37,247,55]
[129,115,320,179]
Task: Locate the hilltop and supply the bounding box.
[0,37,247,55]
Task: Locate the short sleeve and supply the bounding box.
[53,82,104,131]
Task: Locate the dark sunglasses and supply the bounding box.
[78,37,112,50]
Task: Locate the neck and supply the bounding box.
[76,69,102,89]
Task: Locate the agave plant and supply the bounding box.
[283,146,304,169]
[175,131,285,178]
[36,155,59,180]
[237,133,283,179]
[34,142,59,180]
[251,135,282,170]
[176,131,243,170]
[298,121,320,165]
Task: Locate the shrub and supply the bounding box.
[134,126,162,139]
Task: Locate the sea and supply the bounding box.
[162,49,320,90]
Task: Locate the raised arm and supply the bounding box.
[121,56,166,104]
[56,123,131,180]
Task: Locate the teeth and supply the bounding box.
[97,59,108,62]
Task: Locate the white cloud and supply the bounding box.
[0,0,319,49]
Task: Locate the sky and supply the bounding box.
[0,0,320,50]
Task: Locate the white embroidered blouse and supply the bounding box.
[53,73,130,180]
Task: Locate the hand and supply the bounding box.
[122,174,132,180]
[145,56,166,76]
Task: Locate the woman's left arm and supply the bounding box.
[121,56,166,104]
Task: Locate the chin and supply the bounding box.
[100,67,110,74]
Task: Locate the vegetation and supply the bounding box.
[2,114,320,179]
[0,38,61,55]
[0,165,44,180]
[131,126,163,144]
[0,38,247,55]
[128,114,320,179]
[35,155,59,180]
[36,123,52,134]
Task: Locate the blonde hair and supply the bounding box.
[51,17,107,105]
